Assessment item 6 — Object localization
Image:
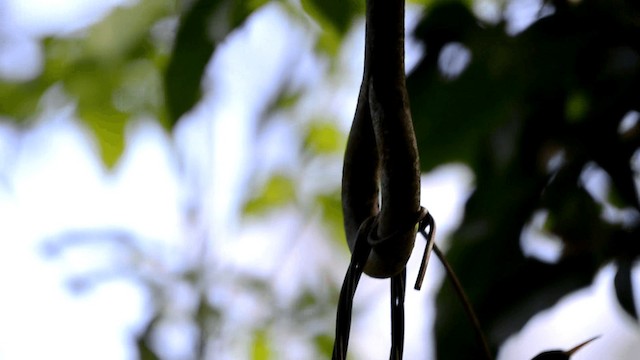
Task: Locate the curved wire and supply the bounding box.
[418,232,493,360]
[414,210,435,290]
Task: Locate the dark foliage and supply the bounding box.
[407,0,640,358]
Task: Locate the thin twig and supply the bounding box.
[431,243,493,360]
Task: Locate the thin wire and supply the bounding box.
[390,269,406,360]
[332,260,364,359]
[332,217,375,360]
[414,212,435,290]
[333,206,493,360]
[332,209,428,360]
[428,241,494,360]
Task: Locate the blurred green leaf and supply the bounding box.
[314,334,335,358]
[115,60,164,113]
[263,88,303,118]
[83,0,174,63]
[58,54,130,168]
[303,121,344,155]
[565,91,589,123]
[315,191,346,244]
[1,0,175,167]
[0,0,172,125]
[80,108,128,169]
[0,80,50,122]
[165,0,268,125]
[251,330,272,360]
[243,174,297,215]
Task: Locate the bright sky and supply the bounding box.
[0,0,639,359]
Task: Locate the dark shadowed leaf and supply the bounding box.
[136,338,161,360]
[614,258,638,320]
[300,0,363,35]
[300,0,363,54]
[165,0,268,125]
[136,315,161,360]
[408,2,520,172]
[0,81,50,122]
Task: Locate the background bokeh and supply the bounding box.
[0,0,639,359]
